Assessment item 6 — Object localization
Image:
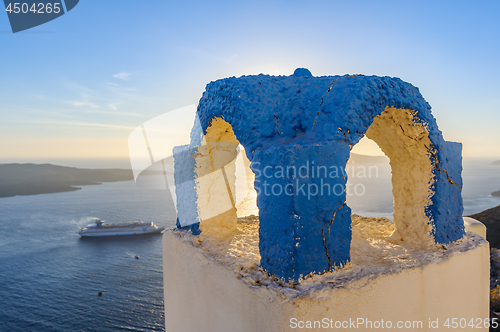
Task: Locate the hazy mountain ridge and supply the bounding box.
[0,154,389,198]
[490,160,500,196]
[0,163,137,198]
[348,153,389,164]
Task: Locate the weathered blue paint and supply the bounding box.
[251,140,352,279]
[178,69,464,280]
[427,141,464,244]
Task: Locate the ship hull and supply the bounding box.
[79,226,165,237]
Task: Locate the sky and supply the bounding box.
[1,0,499,167]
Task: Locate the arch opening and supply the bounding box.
[194,117,259,240]
[347,106,435,246]
[346,136,392,220]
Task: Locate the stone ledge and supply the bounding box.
[163,217,489,332]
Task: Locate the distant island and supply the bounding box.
[0,163,160,198]
[1,155,387,199]
[465,157,500,247]
[348,153,389,164]
[491,160,500,197]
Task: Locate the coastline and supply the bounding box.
[0,163,165,198]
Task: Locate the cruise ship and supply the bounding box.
[78,218,165,237]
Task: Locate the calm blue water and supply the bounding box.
[0,180,176,332]
[346,159,500,218]
[0,160,499,331]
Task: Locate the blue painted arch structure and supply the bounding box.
[186,68,464,281]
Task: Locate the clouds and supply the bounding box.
[6,118,136,130]
[60,73,141,114]
[63,96,100,109]
[107,103,120,110]
[113,72,132,81]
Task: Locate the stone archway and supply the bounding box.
[174,68,464,281]
[363,106,435,245]
[174,117,257,238]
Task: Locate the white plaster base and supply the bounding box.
[163,231,489,332]
[464,217,487,239]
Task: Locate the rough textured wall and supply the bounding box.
[365,107,435,247]
[194,118,239,237]
[179,68,464,280]
[252,140,352,278]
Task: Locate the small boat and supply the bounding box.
[78,218,165,237]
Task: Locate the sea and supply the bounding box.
[0,157,499,331]
[0,179,176,332]
[346,157,500,219]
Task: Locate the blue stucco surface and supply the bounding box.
[428,141,464,244]
[178,68,464,280]
[251,141,352,279]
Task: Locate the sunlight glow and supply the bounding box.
[350,136,386,156]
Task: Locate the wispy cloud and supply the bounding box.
[0,103,143,119]
[63,80,97,95]
[64,100,100,108]
[85,108,142,117]
[6,118,136,130]
[56,120,136,130]
[113,72,132,81]
[62,92,100,109]
[61,77,144,114]
[108,103,120,110]
[105,81,120,87]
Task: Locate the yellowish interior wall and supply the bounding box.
[365,106,434,247]
[195,118,244,239]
